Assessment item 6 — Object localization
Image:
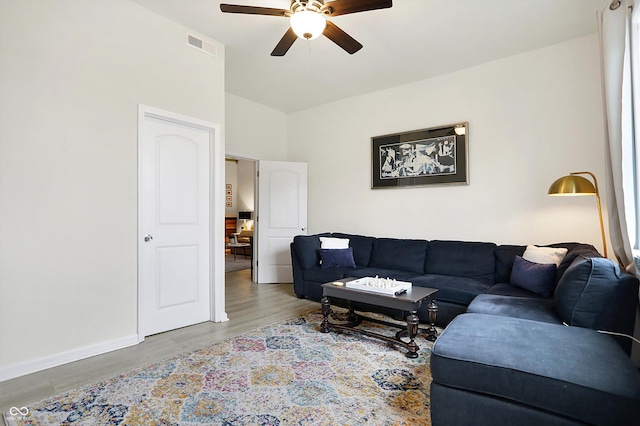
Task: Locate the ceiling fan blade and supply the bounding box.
[271,27,297,56]
[220,4,289,17]
[323,0,392,17]
[323,21,362,54]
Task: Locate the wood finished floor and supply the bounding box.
[0,269,319,424]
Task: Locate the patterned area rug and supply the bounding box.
[4,310,434,425]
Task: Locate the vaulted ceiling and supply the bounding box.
[133,0,609,112]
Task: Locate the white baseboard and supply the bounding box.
[0,334,139,382]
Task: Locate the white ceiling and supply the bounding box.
[133,0,610,113]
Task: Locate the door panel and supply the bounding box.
[257,161,308,283]
[139,116,211,337]
[158,137,199,224]
[158,245,199,308]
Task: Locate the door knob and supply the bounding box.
[144,234,153,242]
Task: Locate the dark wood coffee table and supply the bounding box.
[320,278,438,358]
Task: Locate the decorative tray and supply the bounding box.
[345,276,412,295]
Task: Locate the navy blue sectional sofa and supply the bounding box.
[290,233,634,332]
[290,232,640,425]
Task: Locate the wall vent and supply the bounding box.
[186,32,218,58]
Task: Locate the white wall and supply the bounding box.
[225,94,285,233]
[236,160,255,218]
[288,34,608,252]
[226,93,287,160]
[0,0,225,378]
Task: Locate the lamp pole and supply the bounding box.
[570,171,608,258]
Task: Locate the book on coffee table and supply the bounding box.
[345,276,412,296]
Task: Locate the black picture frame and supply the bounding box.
[371,122,469,189]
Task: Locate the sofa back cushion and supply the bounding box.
[369,238,428,274]
[332,233,375,267]
[494,245,526,283]
[425,240,497,285]
[292,233,331,269]
[554,243,600,281]
[554,255,639,354]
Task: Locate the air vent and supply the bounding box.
[186,32,218,58]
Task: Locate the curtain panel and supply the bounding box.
[598,0,638,275]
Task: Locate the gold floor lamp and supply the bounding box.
[548,171,608,258]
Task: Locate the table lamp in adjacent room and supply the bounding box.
[238,211,252,230]
[548,171,608,257]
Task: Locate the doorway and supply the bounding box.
[225,157,256,277]
[138,105,227,341]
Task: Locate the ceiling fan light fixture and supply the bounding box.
[290,10,326,40]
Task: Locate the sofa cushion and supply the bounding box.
[484,283,548,298]
[292,233,330,269]
[431,313,640,426]
[555,256,635,329]
[510,256,557,296]
[319,248,356,269]
[493,244,526,283]
[411,274,492,305]
[332,233,375,267]
[467,294,560,324]
[369,238,428,274]
[555,243,600,281]
[522,245,567,266]
[425,240,496,284]
[319,236,349,249]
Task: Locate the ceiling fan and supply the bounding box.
[220,0,393,56]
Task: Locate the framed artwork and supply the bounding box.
[371,122,469,189]
[226,184,232,190]
[226,196,232,202]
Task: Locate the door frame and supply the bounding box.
[138,105,227,342]
[225,152,259,282]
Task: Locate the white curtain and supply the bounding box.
[599,0,638,275]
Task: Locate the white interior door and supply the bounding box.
[139,113,211,337]
[256,161,308,283]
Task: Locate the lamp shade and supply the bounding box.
[548,175,596,196]
[290,10,326,40]
[547,171,607,258]
[238,211,252,220]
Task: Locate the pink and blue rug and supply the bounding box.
[4,310,434,425]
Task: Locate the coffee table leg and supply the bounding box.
[426,298,438,341]
[347,303,358,323]
[405,311,419,358]
[320,297,331,333]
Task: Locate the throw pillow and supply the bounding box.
[523,245,568,267]
[319,237,350,249]
[319,248,356,269]
[510,255,557,297]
